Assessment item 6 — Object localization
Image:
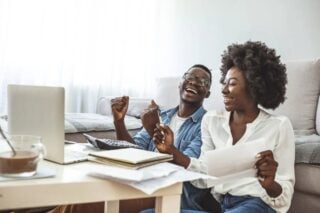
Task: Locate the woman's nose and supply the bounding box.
[221,84,228,94]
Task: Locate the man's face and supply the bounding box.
[179,67,211,104]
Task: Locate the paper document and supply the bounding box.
[85,162,214,194]
[86,162,181,182]
[130,169,214,194]
[205,139,267,182]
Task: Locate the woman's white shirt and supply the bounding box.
[188,109,295,213]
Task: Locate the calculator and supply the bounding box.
[83,133,142,150]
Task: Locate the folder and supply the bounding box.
[89,148,173,169]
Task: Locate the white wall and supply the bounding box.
[156,0,320,77]
[1,0,319,113]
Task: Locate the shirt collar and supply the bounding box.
[163,105,206,123]
[223,108,269,128]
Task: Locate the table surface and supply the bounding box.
[0,140,182,213]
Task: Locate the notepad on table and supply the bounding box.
[88,148,173,169]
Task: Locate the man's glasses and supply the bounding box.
[182,73,210,87]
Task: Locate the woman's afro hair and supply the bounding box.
[220,41,287,109]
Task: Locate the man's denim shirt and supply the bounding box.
[133,106,211,211]
[133,105,206,158]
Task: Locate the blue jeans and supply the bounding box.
[139,182,213,213]
[181,182,213,211]
[139,194,275,213]
[139,209,209,213]
[221,194,275,213]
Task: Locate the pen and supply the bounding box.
[157,108,163,124]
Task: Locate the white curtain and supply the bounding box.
[0,0,181,113]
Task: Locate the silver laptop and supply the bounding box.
[7,84,88,164]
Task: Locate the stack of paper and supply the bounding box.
[88,148,173,169]
[84,162,212,194]
[85,140,267,195]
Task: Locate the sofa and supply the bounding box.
[63,58,320,213]
[3,59,318,213]
[150,59,320,213]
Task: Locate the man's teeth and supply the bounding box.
[186,88,198,94]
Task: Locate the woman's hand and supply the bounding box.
[255,150,282,197]
[152,124,174,154]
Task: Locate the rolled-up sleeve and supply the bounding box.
[260,117,295,213]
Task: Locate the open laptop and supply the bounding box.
[7,84,88,164]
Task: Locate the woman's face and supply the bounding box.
[221,67,255,112]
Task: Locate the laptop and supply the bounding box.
[7,84,88,164]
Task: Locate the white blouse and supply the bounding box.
[188,109,295,213]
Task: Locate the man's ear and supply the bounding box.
[205,90,211,98]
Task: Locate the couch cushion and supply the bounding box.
[154,77,180,109]
[273,59,320,135]
[292,164,320,213]
[295,134,320,164]
[289,190,320,213]
[294,163,320,195]
[316,96,320,135]
[65,113,142,133]
[96,96,151,118]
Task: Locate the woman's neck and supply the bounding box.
[231,106,260,124]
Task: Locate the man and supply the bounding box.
[111,64,218,212]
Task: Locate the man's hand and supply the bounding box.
[152,124,175,154]
[111,96,129,122]
[141,100,160,137]
[153,123,190,168]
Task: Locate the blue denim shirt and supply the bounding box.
[133,106,205,158]
[133,106,212,211]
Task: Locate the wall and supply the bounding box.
[1,0,319,113]
[155,0,320,78]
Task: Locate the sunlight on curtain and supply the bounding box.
[0,0,177,113]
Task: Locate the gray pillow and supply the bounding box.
[316,96,320,135]
[273,59,320,135]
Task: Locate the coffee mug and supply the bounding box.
[0,135,46,177]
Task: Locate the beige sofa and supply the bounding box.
[152,59,320,213]
[275,59,320,213]
[272,59,320,213]
[3,59,318,213]
[60,58,320,212]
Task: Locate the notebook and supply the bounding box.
[7,84,88,164]
[89,148,173,169]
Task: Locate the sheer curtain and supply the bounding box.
[0,0,179,113]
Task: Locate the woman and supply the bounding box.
[151,41,295,213]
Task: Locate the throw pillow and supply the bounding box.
[316,96,320,135]
[96,96,151,118]
[273,59,320,135]
[154,77,180,109]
